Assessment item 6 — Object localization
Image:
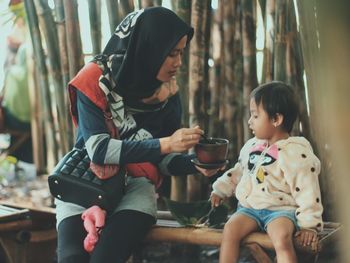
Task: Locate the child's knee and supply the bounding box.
[223,221,243,240]
[271,232,294,251]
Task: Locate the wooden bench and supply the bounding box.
[142,211,341,263]
[0,202,57,263]
[0,203,341,263]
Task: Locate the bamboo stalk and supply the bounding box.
[106,0,120,34]
[63,0,84,80]
[273,0,287,81]
[24,0,59,170]
[188,0,211,201]
[27,39,45,172]
[208,1,224,139]
[54,0,74,149]
[33,0,68,155]
[88,0,101,55]
[262,0,274,83]
[170,0,192,202]
[241,0,258,142]
[119,0,134,19]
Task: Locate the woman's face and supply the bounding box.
[141,35,187,105]
[156,35,187,82]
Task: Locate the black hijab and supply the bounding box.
[99,7,194,101]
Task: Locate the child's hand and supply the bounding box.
[294,229,318,251]
[210,193,223,207]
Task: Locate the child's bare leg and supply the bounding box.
[266,217,297,263]
[219,214,258,263]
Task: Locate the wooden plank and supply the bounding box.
[146,219,341,255]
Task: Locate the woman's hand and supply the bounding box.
[160,125,203,154]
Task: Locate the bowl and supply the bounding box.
[194,138,229,164]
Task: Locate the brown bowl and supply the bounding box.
[194,138,229,164]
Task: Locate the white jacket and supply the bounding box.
[212,137,324,232]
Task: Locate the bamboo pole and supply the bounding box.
[208,1,224,139]
[26,39,45,173]
[187,0,212,201]
[24,0,59,170]
[241,0,257,142]
[119,0,134,19]
[105,0,120,34]
[170,0,192,202]
[63,0,84,80]
[285,0,311,139]
[33,0,68,156]
[273,0,287,81]
[54,0,74,150]
[88,0,101,55]
[261,0,274,83]
[221,0,243,161]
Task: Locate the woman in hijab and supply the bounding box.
[55,7,219,263]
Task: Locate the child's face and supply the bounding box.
[248,99,276,140]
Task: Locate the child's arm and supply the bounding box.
[210,163,242,207]
[281,147,323,232]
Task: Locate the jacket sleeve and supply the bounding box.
[212,163,243,198]
[280,146,323,232]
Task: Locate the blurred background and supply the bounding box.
[0,0,349,262]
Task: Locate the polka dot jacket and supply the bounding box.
[212,136,323,232]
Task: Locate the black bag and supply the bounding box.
[48,148,126,211]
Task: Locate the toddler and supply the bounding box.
[211,81,323,263]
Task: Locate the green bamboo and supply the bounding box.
[34,0,69,155]
[88,0,101,55]
[24,0,59,169]
[106,0,120,34]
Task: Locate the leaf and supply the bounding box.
[163,198,229,228]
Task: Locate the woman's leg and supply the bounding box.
[219,213,258,263]
[90,209,155,263]
[266,217,297,263]
[57,214,90,263]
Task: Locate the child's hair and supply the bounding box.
[250,81,298,133]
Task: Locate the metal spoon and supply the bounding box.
[200,134,211,143]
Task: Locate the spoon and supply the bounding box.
[200,133,211,143]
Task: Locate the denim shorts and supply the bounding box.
[236,204,299,231]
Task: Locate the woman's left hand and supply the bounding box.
[195,165,226,177]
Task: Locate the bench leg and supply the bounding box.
[0,234,28,263]
[245,243,273,263]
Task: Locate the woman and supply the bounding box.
[56,7,219,263]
